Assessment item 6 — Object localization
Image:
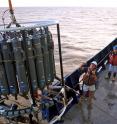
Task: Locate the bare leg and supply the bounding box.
[88,91,94,109]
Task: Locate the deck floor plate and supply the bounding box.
[63,66,117,124]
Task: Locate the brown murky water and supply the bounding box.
[0,7,117,124]
[0,7,117,75]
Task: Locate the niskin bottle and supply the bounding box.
[11,37,29,95]
[1,41,18,95]
[32,31,45,89]
[25,35,38,92]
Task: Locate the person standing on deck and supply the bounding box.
[79,61,97,109]
[105,45,117,81]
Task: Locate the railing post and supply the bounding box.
[56,24,67,104]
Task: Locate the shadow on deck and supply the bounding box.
[63,65,117,124]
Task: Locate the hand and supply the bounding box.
[92,71,95,74]
[86,72,90,76]
[79,63,85,70]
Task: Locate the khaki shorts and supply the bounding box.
[83,84,96,92]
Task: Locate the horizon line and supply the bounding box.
[0,6,117,8]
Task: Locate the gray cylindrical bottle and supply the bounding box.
[12,37,29,95]
[0,49,9,95]
[1,41,18,95]
[45,28,56,82]
[25,35,38,92]
[40,29,51,84]
[32,32,45,89]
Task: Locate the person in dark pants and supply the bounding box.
[105,45,117,81]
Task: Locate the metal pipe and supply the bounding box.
[7,0,20,28]
[56,24,64,86]
[8,0,13,13]
[56,24,67,105]
[0,20,59,32]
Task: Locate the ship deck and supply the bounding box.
[63,65,117,124]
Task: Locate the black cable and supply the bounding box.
[2,9,9,29]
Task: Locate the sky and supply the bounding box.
[0,0,117,7]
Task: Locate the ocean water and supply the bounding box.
[0,7,117,75]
